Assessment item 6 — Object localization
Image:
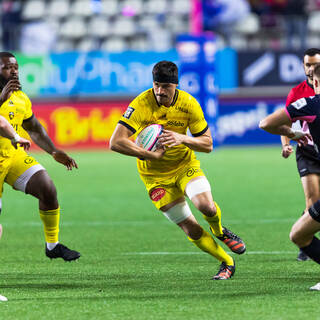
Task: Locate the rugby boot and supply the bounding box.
[45,243,80,261]
[211,226,246,254]
[212,260,235,280]
[297,249,310,261]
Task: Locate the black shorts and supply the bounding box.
[296,145,320,177]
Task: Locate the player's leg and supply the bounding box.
[5,154,80,261]
[296,149,320,260]
[290,201,320,262]
[301,174,320,209]
[297,174,320,261]
[184,176,246,254]
[25,170,80,261]
[160,199,235,280]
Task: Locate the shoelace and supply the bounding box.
[223,228,241,240]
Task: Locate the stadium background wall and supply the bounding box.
[24,97,285,150]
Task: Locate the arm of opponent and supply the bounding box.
[280,135,294,159]
[158,127,213,153]
[0,115,30,150]
[110,123,165,160]
[22,115,77,170]
[259,108,310,145]
[280,89,296,158]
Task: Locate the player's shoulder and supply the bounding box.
[291,95,318,110]
[176,89,199,106]
[14,90,31,102]
[291,80,313,95]
[130,88,154,107]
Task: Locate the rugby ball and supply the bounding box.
[136,124,163,151]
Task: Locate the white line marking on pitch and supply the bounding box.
[123,251,297,255]
[2,218,296,227]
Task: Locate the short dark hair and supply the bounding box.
[152,61,178,84]
[304,48,320,58]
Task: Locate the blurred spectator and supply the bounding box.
[20,21,56,54]
[283,0,307,49]
[202,0,250,45]
[1,0,22,51]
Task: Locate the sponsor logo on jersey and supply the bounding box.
[150,188,166,201]
[123,106,135,119]
[24,157,34,164]
[9,112,14,120]
[175,106,188,113]
[186,168,200,177]
[8,100,14,106]
[291,98,307,110]
[167,120,184,127]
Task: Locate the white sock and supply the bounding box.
[46,242,59,250]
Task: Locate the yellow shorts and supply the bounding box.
[0,150,43,197]
[140,159,205,209]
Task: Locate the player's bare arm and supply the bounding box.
[110,123,165,160]
[260,108,311,146]
[280,135,294,158]
[0,115,31,150]
[158,128,213,153]
[22,115,77,170]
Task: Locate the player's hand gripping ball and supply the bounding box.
[136,124,163,151]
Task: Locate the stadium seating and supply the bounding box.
[14,0,320,52]
[14,0,191,52]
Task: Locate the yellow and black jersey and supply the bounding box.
[119,88,208,176]
[0,90,33,157]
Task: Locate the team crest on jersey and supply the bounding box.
[150,188,166,201]
[123,106,135,119]
[9,112,14,120]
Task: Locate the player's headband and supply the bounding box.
[153,74,178,84]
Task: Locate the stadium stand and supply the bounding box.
[1,0,189,52]
[1,0,320,52]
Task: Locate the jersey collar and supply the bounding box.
[152,89,179,108]
[306,80,314,90]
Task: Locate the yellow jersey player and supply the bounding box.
[0,52,80,261]
[110,61,246,280]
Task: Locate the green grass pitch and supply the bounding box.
[0,147,319,319]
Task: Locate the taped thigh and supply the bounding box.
[13,164,45,193]
[162,201,192,224]
[185,177,211,200]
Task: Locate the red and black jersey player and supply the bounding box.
[280,48,320,261]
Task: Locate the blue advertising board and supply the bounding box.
[36,50,179,97]
[176,34,219,141]
[217,98,286,145]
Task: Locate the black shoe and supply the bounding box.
[212,260,236,280]
[45,243,80,261]
[212,226,246,254]
[297,250,310,261]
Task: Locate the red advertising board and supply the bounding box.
[31,100,129,149]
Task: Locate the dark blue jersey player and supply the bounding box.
[260,63,320,291]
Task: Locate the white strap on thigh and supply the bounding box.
[13,164,45,193]
[185,177,211,200]
[162,201,192,224]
